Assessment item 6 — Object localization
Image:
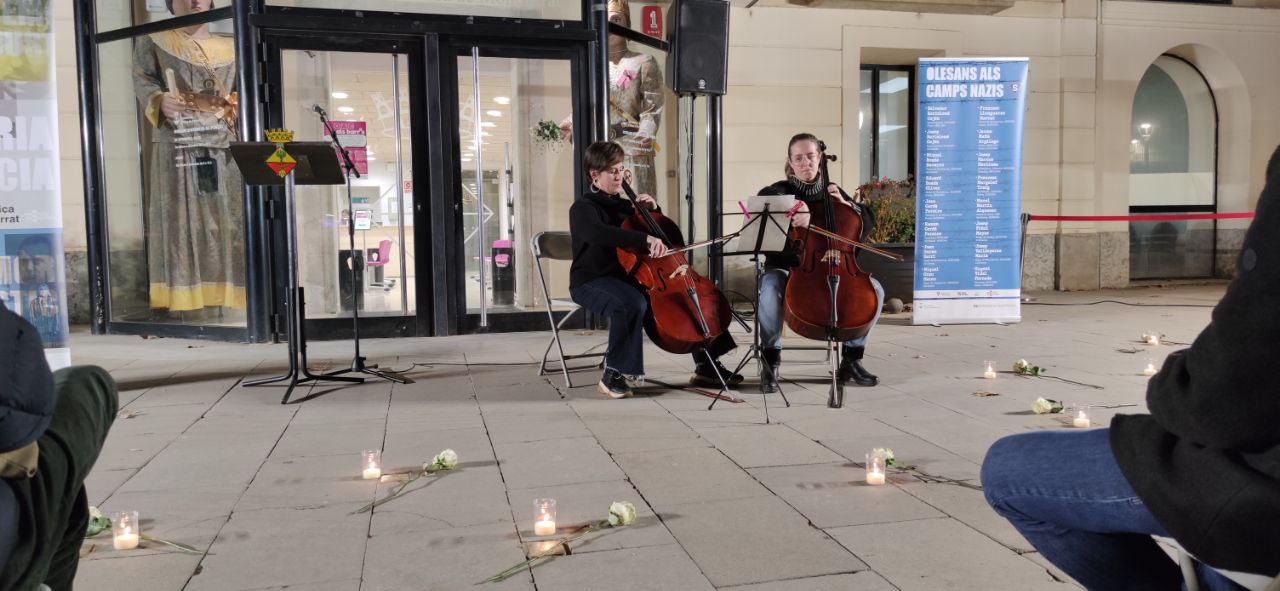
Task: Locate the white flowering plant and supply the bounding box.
[353,448,460,515]
[532,119,567,152]
[1032,397,1066,415]
[1013,359,1045,377]
[485,501,639,583]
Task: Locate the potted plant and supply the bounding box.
[858,176,916,304]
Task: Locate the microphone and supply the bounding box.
[313,104,327,118]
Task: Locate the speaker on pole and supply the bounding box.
[665,0,730,95]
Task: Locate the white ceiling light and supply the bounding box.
[337,106,354,113]
[367,156,377,161]
[481,131,492,137]
[494,96,511,105]
[486,110,502,117]
[481,121,496,128]
[331,91,349,99]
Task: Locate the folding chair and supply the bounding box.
[1170,540,1280,591]
[532,231,605,388]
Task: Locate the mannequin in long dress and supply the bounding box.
[561,0,664,197]
[132,0,245,316]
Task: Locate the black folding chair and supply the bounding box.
[532,231,605,388]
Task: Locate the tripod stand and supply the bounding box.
[315,107,412,388]
[713,202,793,421]
[231,141,364,404]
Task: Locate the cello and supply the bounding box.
[615,179,734,358]
[782,146,903,407]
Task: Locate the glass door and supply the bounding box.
[457,50,578,330]
[268,36,426,338]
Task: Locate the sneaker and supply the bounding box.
[837,356,878,387]
[597,368,634,399]
[691,359,744,387]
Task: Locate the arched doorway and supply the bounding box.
[1128,55,1217,280]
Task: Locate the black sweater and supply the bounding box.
[1109,145,1280,576]
[568,190,649,289]
[758,178,876,269]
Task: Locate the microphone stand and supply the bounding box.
[314,105,412,386]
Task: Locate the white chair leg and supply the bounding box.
[1179,549,1201,591]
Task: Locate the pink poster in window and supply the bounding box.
[329,120,368,175]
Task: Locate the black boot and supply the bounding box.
[759,348,781,393]
[691,358,744,387]
[837,347,878,387]
[597,368,634,399]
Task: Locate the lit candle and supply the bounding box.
[865,453,887,485]
[362,450,382,480]
[112,511,140,550]
[1146,334,1160,346]
[533,498,557,536]
[1072,410,1091,428]
[983,361,997,380]
[1143,362,1158,376]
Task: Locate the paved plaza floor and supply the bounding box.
[69,284,1226,590]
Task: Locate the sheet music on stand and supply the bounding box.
[724,194,796,256]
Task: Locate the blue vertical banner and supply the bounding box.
[913,58,1029,325]
[0,3,71,366]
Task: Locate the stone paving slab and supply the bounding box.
[64,285,1224,590]
[749,462,947,528]
[493,436,626,490]
[611,446,773,509]
[660,495,863,587]
[722,571,897,590]
[531,544,716,590]
[361,522,533,591]
[827,517,1071,590]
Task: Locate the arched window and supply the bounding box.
[1128,55,1217,280]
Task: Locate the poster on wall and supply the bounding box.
[330,120,368,176]
[913,57,1029,326]
[0,2,71,366]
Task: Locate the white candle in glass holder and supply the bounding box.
[112,511,140,550]
[1072,410,1091,428]
[1143,359,1158,376]
[983,361,997,380]
[362,450,382,480]
[1146,334,1160,346]
[533,498,557,536]
[865,453,887,485]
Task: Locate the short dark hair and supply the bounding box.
[583,141,625,176]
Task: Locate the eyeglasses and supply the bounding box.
[598,166,628,177]
[789,152,821,164]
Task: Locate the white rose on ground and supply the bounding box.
[608,501,637,526]
[1014,359,1029,373]
[1032,397,1064,415]
[429,448,459,471]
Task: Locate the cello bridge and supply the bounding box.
[821,250,841,264]
[668,264,690,279]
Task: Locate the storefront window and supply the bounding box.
[96,0,233,37]
[1129,55,1216,280]
[263,0,580,20]
[858,65,914,182]
[99,20,248,326]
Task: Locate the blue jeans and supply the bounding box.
[982,429,1241,591]
[570,277,647,377]
[757,268,883,353]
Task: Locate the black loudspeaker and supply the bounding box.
[665,0,730,95]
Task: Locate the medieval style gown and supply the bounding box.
[133,29,245,313]
[608,49,663,197]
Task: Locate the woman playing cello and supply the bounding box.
[756,133,885,393]
[569,141,742,398]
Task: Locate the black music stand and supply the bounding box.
[230,141,364,404]
[714,199,794,421]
